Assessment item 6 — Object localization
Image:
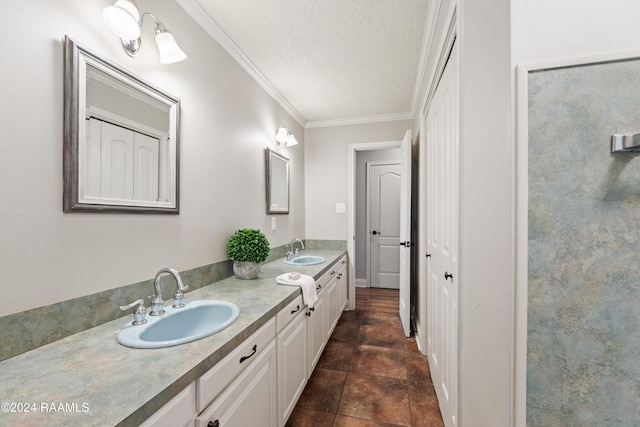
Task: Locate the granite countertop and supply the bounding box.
[0,249,345,426]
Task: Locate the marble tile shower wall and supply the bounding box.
[0,240,345,362]
[528,60,640,425]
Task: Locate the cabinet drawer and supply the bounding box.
[196,317,276,413]
[276,294,304,334]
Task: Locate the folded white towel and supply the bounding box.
[276,273,318,308]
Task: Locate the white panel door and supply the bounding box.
[399,129,412,337]
[426,41,459,427]
[100,121,134,199]
[369,163,401,289]
[86,119,160,202]
[133,133,160,202]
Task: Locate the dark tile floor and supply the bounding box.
[286,288,444,427]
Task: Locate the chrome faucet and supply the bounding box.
[149,267,188,316]
[287,239,305,261]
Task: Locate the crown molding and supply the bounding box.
[305,112,414,129]
[411,0,442,119]
[176,0,306,127]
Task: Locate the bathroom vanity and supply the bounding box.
[0,250,347,427]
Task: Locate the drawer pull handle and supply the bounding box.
[208,421,219,427]
[291,304,301,314]
[239,345,257,363]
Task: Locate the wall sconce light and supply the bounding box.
[275,126,298,147]
[103,0,187,64]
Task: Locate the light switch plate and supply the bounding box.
[271,217,277,230]
[336,203,346,214]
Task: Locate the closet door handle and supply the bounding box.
[426,253,431,258]
[239,344,257,363]
[444,272,453,281]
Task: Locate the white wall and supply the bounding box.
[304,120,412,240]
[458,0,513,425]
[0,0,304,317]
[512,0,640,66]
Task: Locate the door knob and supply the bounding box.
[400,241,410,247]
[444,272,453,281]
[372,230,379,235]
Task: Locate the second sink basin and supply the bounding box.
[284,255,326,266]
[117,300,240,349]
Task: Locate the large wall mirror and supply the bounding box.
[265,148,290,214]
[63,36,180,213]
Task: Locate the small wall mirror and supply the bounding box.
[63,36,180,213]
[265,148,290,214]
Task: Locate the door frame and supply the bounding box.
[347,140,402,309]
[366,160,401,289]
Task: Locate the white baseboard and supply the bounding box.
[355,278,368,288]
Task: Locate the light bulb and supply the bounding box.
[155,32,187,64]
[103,0,140,40]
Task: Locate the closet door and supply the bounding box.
[86,119,159,202]
[426,40,459,427]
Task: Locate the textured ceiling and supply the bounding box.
[179,0,430,126]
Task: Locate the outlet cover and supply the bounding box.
[336,203,346,214]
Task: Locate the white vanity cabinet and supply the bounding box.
[276,295,307,426]
[195,318,277,427]
[139,253,350,427]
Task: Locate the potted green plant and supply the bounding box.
[226,228,270,279]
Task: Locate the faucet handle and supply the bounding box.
[148,295,165,316]
[120,299,147,326]
[173,285,188,309]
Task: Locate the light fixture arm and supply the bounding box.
[120,12,158,58]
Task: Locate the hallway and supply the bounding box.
[286,288,444,426]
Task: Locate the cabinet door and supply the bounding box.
[337,265,348,315]
[277,310,307,426]
[324,277,338,341]
[140,382,196,427]
[196,340,277,427]
[307,290,325,376]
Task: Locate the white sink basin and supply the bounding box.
[284,255,326,266]
[117,300,240,349]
